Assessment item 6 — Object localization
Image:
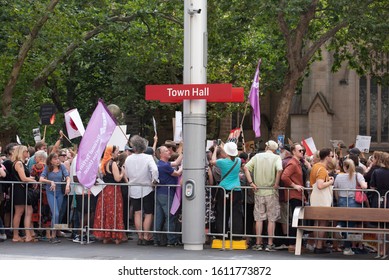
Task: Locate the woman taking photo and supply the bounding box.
[93,145,125,244]
[11,145,37,243]
[39,153,70,243]
[210,142,243,240]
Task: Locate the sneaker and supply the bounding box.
[314,247,331,254]
[0,233,6,241]
[265,244,276,252]
[334,225,343,239]
[275,244,288,250]
[167,241,183,247]
[50,237,61,244]
[305,243,315,252]
[72,235,81,243]
[252,244,263,251]
[343,248,355,256]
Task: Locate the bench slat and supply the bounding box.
[303,207,389,223]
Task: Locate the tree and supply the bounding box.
[0,0,60,146]
[261,0,389,139]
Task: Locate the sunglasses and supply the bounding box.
[298,149,305,154]
[59,154,66,157]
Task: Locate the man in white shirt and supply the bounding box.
[125,135,159,245]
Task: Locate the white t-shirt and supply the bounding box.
[125,153,159,199]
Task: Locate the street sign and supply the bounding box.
[145,84,244,103]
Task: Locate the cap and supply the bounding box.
[265,140,278,151]
[349,147,361,156]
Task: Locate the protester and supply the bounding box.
[210,142,243,240]
[309,148,335,254]
[125,135,159,245]
[334,159,367,255]
[154,145,182,247]
[244,140,283,252]
[281,143,306,252]
[10,145,37,243]
[39,152,71,243]
[93,145,125,244]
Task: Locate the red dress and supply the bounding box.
[93,165,124,241]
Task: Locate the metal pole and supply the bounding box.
[182,0,207,251]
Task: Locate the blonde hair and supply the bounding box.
[11,145,27,163]
[343,159,356,180]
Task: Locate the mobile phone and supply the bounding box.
[217,139,221,145]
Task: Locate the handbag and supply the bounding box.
[309,167,333,207]
[355,174,367,204]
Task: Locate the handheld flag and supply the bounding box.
[301,137,317,157]
[249,59,262,137]
[76,99,117,188]
[65,109,85,139]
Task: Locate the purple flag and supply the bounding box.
[76,99,117,188]
[249,59,262,137]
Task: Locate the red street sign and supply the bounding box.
[146,83,235,103]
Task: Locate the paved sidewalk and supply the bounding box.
[0,237,380,260]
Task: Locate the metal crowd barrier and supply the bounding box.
[1,179,388,251]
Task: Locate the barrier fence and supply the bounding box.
[0,180,388,252]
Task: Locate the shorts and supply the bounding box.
[254,194,280,222]
[131,191,154,214]
[277,201,288,224]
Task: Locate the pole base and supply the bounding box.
[184,244,203,251]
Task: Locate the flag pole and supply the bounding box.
[240,102,249,153]
[43,125,47,141]
[62,133,73,144]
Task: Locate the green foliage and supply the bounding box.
[1,0,388,145]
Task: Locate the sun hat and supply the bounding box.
[223,142,238,157]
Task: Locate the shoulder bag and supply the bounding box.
[310,167,333,207]
[354,173,367,204]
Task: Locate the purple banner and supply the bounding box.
[249,59,262,137]
[76,99,117,188]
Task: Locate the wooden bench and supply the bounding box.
[292,206,389,255]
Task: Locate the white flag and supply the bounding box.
[65,109,85,139]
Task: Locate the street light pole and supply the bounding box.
[182,0,207,251]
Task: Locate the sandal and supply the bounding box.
[12,237,25,243]
[25,238,39,243]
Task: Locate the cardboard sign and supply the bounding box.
[330,140,346,149]
[355,135,371,153]
[33,128,41,143]
[40,104,56,125]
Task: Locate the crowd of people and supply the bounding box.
[1,132,389,257]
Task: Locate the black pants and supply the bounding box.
[215,189,243,239]
[288,198,304,245]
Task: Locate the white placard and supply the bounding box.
[173,111,182,143]
[206,140,214,151]
[355,135,371,153]
[329,139,346,148]
[32,128,41,143]
[152,116,157,135]
[107,125,128,151]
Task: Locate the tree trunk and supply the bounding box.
[0,0,60,147]
[270,70,301,140]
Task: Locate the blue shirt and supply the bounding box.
[157,160,177,195]
[216,158,241,191]
[41,164,69,192]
